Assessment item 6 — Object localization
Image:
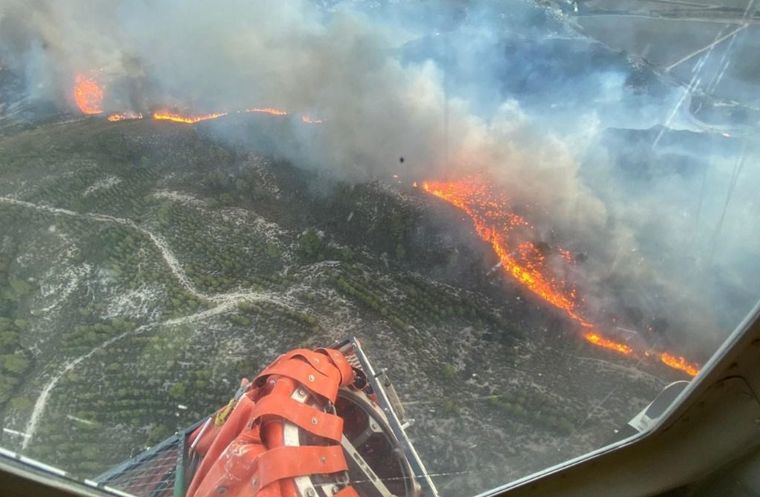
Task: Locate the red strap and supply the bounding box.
[317,348,354,386]
[188,348,355,497]
[333,487,360,497]
[251,394,344,442]
[253,445,347,493]
[278,349,338,378]
[256,359,340,401]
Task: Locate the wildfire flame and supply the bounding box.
[423,177,699,377]
[152,110,228,124]
[660,352,699,377]
[583,332,633,355]
[71,78,320,128]
[423,178,591,327]
[245,107,288,116]
[73,74,104,115]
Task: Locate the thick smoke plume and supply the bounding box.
[1,0,759,358]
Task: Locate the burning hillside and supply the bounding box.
[422,178,700,377]
[58,0,716,383]
[68,69,703,379]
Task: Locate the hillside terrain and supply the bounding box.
[0,115,669,495]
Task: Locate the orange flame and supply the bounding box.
[660,352,699,377]
[73,74,104,115]
[423,177,700,376]
[584,332,633,355]
[152,110,228,124]
[107,111,144,122]
[423,178,591,327]
[69,77,305,126]
[245,107,288,116]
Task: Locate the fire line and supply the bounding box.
[71,78,316,127]
[245,107,288,116]
[152,110,229,124]
[422,178,699,377]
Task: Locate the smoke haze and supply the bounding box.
[2,0,759,358]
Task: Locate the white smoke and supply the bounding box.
[1,0,759,357]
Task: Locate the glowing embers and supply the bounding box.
[660,352,699,377]
[107,111,144,122]
[152,110,229,124]
[73,74,104,115]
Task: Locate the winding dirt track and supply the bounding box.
[0,196,291,449]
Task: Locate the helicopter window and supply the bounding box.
[0,1,758,496]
